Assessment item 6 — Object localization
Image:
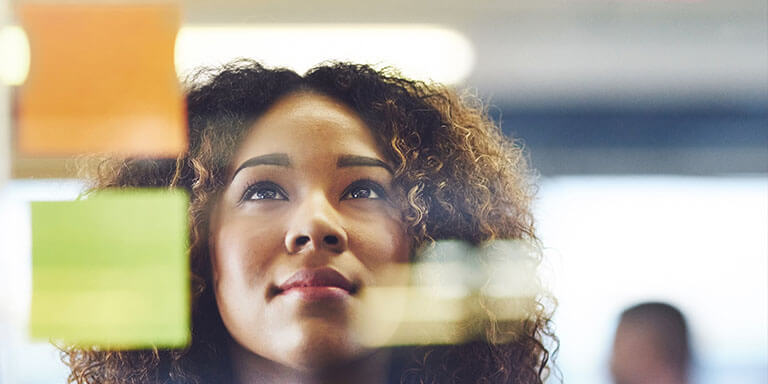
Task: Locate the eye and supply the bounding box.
[242,182,288,201]
[342,180,386,201]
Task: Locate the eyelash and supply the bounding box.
[341,179,388,201]
[241,181,288,202]
[240,179,388,202]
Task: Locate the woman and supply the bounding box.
[64,60,556,383]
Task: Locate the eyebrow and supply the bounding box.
[232,153,291,180]
[337,155,393,174]
[231,153,393,180]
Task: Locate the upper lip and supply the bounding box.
[277,267,356,294]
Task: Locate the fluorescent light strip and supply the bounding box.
[0,24,475,86]
[174,24,475,84]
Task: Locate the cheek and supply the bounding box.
[349,215,411,269]
[211,216,285,291]
[210,215,287,348]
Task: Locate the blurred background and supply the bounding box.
[1,0,766,383]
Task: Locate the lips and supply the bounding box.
[277,267,357,295]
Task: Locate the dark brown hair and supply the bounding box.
[63,60,557,383]
[618,302,690,373]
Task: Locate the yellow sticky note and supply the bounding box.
[29,189,189,348]
[17,3,185,156]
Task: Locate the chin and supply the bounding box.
[287,326,368,372]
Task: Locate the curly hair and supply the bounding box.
[62,60,558,384]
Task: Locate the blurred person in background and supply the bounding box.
[60,60,557,384]
[610,302,691,384]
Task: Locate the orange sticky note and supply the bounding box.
[17,2,185,157]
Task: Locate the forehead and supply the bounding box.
[232,92,383,165]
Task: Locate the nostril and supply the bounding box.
[295,236,310,246]
[323,235,339,245]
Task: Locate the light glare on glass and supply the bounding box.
[0,26,30,86]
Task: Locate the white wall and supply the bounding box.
[538,176,768,384]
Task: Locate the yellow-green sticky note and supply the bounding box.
[29,189,189,348]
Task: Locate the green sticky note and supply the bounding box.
[29,189,189,348]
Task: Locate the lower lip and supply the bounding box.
[280,286,351,301]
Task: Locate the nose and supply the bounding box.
[284,193,348,254]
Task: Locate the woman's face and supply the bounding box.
[210,92,411,371]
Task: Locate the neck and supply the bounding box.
[228,340,392,384]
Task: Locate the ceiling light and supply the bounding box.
[0,25,30,86]
[175,24,475,85]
